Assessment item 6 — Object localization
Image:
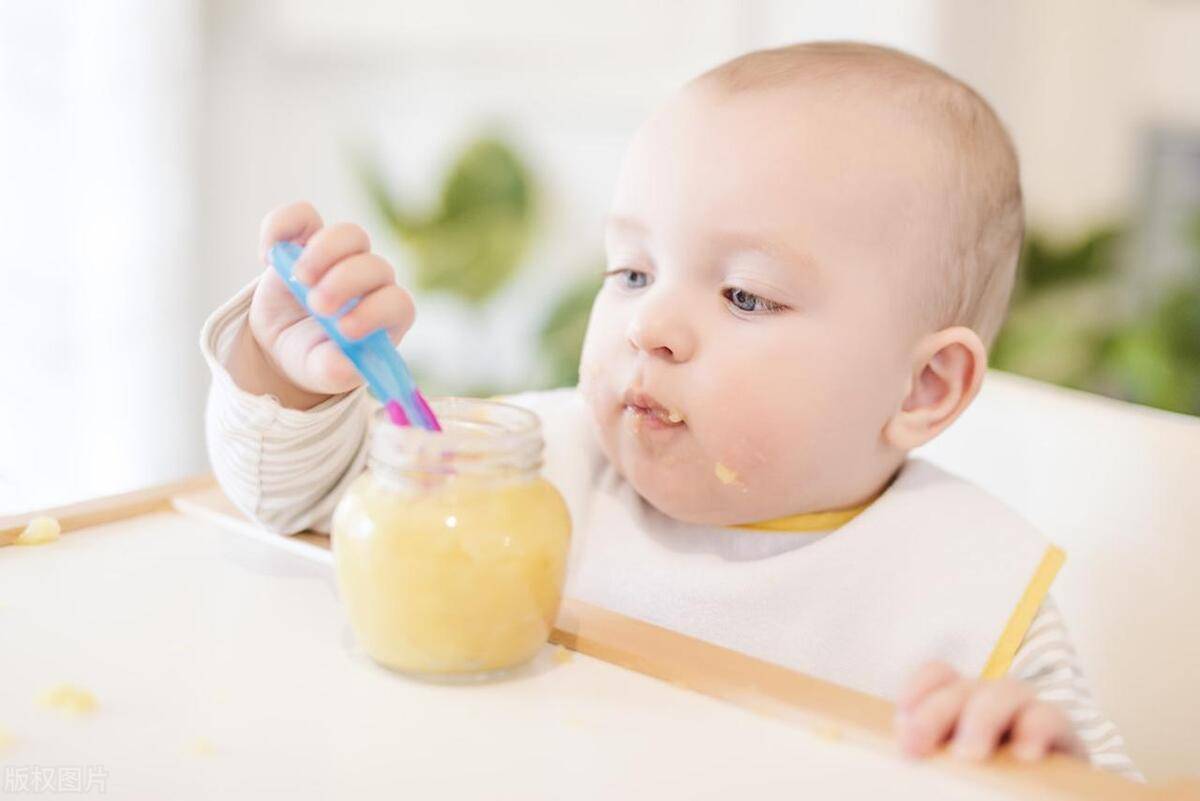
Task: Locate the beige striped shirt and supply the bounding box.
[1009,596,1143,780]
[201,283,1143,783]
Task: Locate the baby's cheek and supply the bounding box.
[577,359,602,405]
[701,375,829,495]
[703,405,790,485]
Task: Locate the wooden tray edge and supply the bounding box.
[5,476,1196,799]
[0,474,216,545]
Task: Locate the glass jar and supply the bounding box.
[332,397,572,680]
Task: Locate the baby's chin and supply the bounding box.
[609,444,756,526]
[586,396,765,525]
[629,470,764,526]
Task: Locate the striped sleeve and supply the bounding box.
[200,279,372,535]
[1009,595,1145,783]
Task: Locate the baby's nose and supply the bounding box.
[626,297,696,363]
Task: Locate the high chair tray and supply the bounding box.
[1,477,1193,800]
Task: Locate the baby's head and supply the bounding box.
[578,41,1023,525]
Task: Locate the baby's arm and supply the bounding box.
[894,595,1144,782]
[1007,595,1144,781]
[201,201,414,534]
[201,281,371,534]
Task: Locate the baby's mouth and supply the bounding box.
[622,389,686,429]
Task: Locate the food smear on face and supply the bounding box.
[15,516,61,545]
[666,408,683,423]
[552,644,574,664]
[714,462,740,485]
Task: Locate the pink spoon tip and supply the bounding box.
[413,391,442,432]
[385,400,410,427]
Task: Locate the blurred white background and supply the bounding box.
[3,0,1200,512]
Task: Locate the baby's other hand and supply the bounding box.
[893,660,1087,764]
[246,200,416,399]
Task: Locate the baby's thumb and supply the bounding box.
[258,200,324,266]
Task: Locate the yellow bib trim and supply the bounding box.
[732,500,873,533]
[980,544,1067,680]
[733,472,897,534]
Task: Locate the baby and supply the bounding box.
[202,42,1141,780]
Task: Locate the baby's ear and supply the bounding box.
[883,327,987,452]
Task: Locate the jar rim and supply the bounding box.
[369,396,544,477]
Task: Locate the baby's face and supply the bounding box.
[579,83,944,524]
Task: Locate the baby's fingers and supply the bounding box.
[336,284,416,343]
[259,200,324,265]
[1010,702,1087,762]
[292,222,370,286]
[951,679,1035,761]
[896,660,960,715]
[307,340,362,394]
[307,253,395,316]
[896,679,973,758]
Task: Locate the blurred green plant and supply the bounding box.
[359,135,601,393]
[358,138,534,303]
[992,214,1200,415]
[538,271,603,388]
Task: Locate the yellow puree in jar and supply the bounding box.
[333,470,571,676]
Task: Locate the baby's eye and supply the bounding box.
[724,287,784,313]
[605,268,650,290]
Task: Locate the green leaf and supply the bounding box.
[441,139,532,220]
[1013,225,1122,298]
[404,208,532,302]
[358,137,535,304]
[1158,282,1200,362]
[1093,323,1195,413]
[990,282,1118,387]
[538,271,603,388]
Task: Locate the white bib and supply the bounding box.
[506,388,1063,701]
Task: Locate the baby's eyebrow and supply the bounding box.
[604,216,820,284]
[605,215,648,237]
[713,229,819,277]
[607,217,811,261]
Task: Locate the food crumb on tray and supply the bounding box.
[16,516,61,546]
[39,684,97,716]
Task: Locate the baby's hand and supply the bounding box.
[894,660,1087,764]
[245,201,416,400]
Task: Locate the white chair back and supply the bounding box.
[915,371,1200,781]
